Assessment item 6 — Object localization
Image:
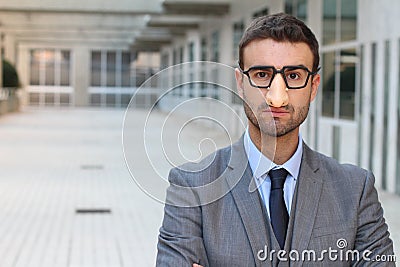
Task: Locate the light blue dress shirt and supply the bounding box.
[243,129,303,219]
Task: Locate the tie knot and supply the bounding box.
[269,168,288,190]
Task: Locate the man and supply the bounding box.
[156,13,394,266]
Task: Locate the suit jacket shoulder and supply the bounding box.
[169,143,233,187]
[165,139,247,209]
[302,143,370,196]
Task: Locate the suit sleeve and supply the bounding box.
[353,171,395,266]
[156,167,210,266]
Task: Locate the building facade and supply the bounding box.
[1,0,399,194]
[156,0,400,195]
[0,0,161,108]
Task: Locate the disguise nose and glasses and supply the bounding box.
[240,65,320,89]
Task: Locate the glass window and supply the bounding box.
[44,50,55,86]
[121,52,131,87]
[253,7,269,18]
[106,51,116,87]
[323,0,357,45]
[339,49,356,119]
[91,50,131,87]
[285,0,294,15]
[60,93,70,106]
[188,42,195,96]
[30,49,71,87]
[322,49,357,120]
[201,37,208,61]
[188,42,194,62]
[60,51,70,86]
[200,69,207,97]
[285,0,307,21]
[233,21,244,59]
[172,49,178,94]
[91,51,101,86]
[30,50,41,85]
[340,0,357,42]
[172,49,177,65]
[161,53,169,69]
[178,46,184,96]
[179,46,184,63]
[212,69,219,100]
[29,93,40,105]
[322,52,335,117]
[211,31,219,62]
[200,38,208,94]
[323,0,337,45]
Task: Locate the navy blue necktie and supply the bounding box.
[269,168,289,249]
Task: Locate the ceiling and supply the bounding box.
[133,1,231,52]
[0,0,231,52]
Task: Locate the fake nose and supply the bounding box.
[265,74,289,107]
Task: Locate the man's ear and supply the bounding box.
[235,68,244,98]
[310,73,320,102]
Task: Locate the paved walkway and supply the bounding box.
[0,107,398,266]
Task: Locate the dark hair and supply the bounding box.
[238,13,319,72]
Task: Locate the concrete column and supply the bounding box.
[218,18,234,105]
[73,46,90,106]
[387,38,399,193]
[305,0,323,149]
[3,34,16,64]
[372,40,385,189]
[360,43,372,170]
[17,46,29,106]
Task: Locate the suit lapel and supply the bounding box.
[290,144,323,265]
[225,136,271,267]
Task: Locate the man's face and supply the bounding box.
[235,39,320,137]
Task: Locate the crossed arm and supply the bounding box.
[351,171,395,266]
[156,168,210,266]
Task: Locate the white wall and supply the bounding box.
[358,0,400,42]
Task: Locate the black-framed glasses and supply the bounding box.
[239,65,320,89]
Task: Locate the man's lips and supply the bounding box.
[262,108,290,117]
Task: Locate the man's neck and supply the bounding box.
[248,125,299,165]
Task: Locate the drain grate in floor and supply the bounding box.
[80,164,104,170]
[75,208,112,214]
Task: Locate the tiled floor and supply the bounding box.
[0,108,164,266]
[0,107,398,266]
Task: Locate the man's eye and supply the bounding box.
[287,72,300,80]
[255,71,268,78]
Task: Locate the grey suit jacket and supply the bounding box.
[156,136,394,266]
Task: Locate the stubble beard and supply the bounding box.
[242,98,310,137]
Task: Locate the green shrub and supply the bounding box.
[2,59,20,88]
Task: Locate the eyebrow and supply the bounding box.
[247,64,309,70]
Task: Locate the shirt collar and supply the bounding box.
[244,128,303,180]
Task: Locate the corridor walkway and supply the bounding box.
[0,108,164,266]
[0,108,398,266]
